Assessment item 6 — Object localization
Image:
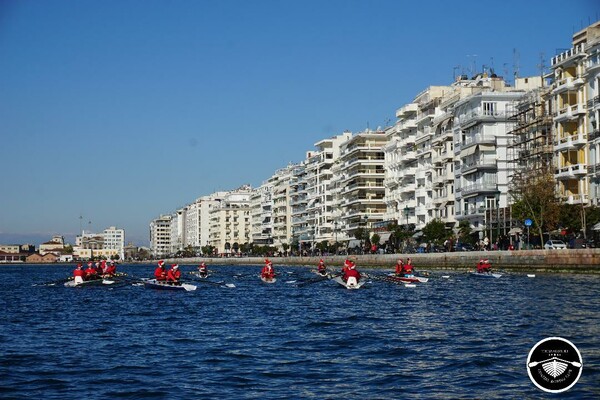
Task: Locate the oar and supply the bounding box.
[191,278,236,288]
[297,273,339,287]
[33,277,71,286]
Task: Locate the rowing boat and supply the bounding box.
[64,278,115,287]
[333,276,365,290]
[260,276,277,284]
[386,273,429,283]
[189,271,210,279]
[143,279,197,291]
[470,272,502,279]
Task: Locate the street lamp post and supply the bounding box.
[404,206,409,228]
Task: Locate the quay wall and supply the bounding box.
[175,249,600,273]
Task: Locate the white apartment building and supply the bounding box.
[311,132,352,245]
[102,226,125,259]
[384,103,418,226]
[184,193,227,251]
[334,129,387,247]
[208,186,252,254]
[290,162,310,249]
[453,78,523,237]
[149,214,173,257]
[250,183,274,245]
[272,165,295,250]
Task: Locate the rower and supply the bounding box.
[167,264,181,284]
[317,259,327,275]
[98,260,107,275]
[341,259,354,276]
[154,260,167,281]
[478,259,492,274]
[394,258,404,276]
[198,262,208,277]
[84,262,98,280]
[261,259,275,280]
[343,262,361,285]
[73,263,85,284]
[403,258,414,276]
[104,261,117,276]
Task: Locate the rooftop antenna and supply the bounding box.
[513,48,520,82]
[467,54,478,77]
[537,52,546,82]
[453,65,461,80]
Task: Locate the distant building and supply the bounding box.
[39,236,65,255]
[26,253,58,263]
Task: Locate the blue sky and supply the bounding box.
[0,0,597,246]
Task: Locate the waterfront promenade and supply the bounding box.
[167,249,600,273]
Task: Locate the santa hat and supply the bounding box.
[87,262,93,266]
[158,260,164,266]
[344,259,352,268]
[172,264,179,269]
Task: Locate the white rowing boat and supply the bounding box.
[333,276,365,290]
[260,276,277,284]
[64,278,115,287]
[469,272,502,279]
[143,279,197,291]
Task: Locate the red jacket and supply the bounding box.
[395,262,403,275]
[167,268,181,282]
[403,265,413,275]
[104,265,117,275]
[344,268,361,282]
[74,268,85,278]
[85,267,97,279]
[155,266,167,280]
[261,265,274,279]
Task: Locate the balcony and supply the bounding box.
[461,182,498,196]
[554,104,586,122]
[396,103,418,118]
[554,133,587,151]
[555,164,588,179]
[551,43,586,66]
[461,157,497,174]
[552,76,585,94]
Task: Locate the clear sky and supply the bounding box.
[0,0,597,247]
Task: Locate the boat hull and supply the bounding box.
[470,272,502,279]
[333,276,365,289]
[261,276,277,284]
[144,279,197,291]
[386,274,429,283]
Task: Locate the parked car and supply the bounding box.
[454,242,475,251]
[544,240,567,250]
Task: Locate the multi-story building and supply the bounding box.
[550,27,590,205]
[582,22,600,205]
[250,183,274,245]
[208,186,252,254]
[384,103,418,226]
[508,79,554,195]
[149,214,174,257]
[271,165,295,250]
[453,75,524,238]
[102,226,125,259]
[334,129,387,248]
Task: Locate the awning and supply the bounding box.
[593,222,600,231]
[460,146,477,157]
[347,239,362,248]
[508,227,523,235]
[377,232,392,243]
[412,231,423,238]
[477,144,495,152]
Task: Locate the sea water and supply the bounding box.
[0,264,598,399]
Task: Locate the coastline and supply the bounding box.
[181,249,600,273]
[7,249,600,273]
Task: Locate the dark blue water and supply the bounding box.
[1,264,599,399]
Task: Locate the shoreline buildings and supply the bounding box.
[149,20,600,257]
